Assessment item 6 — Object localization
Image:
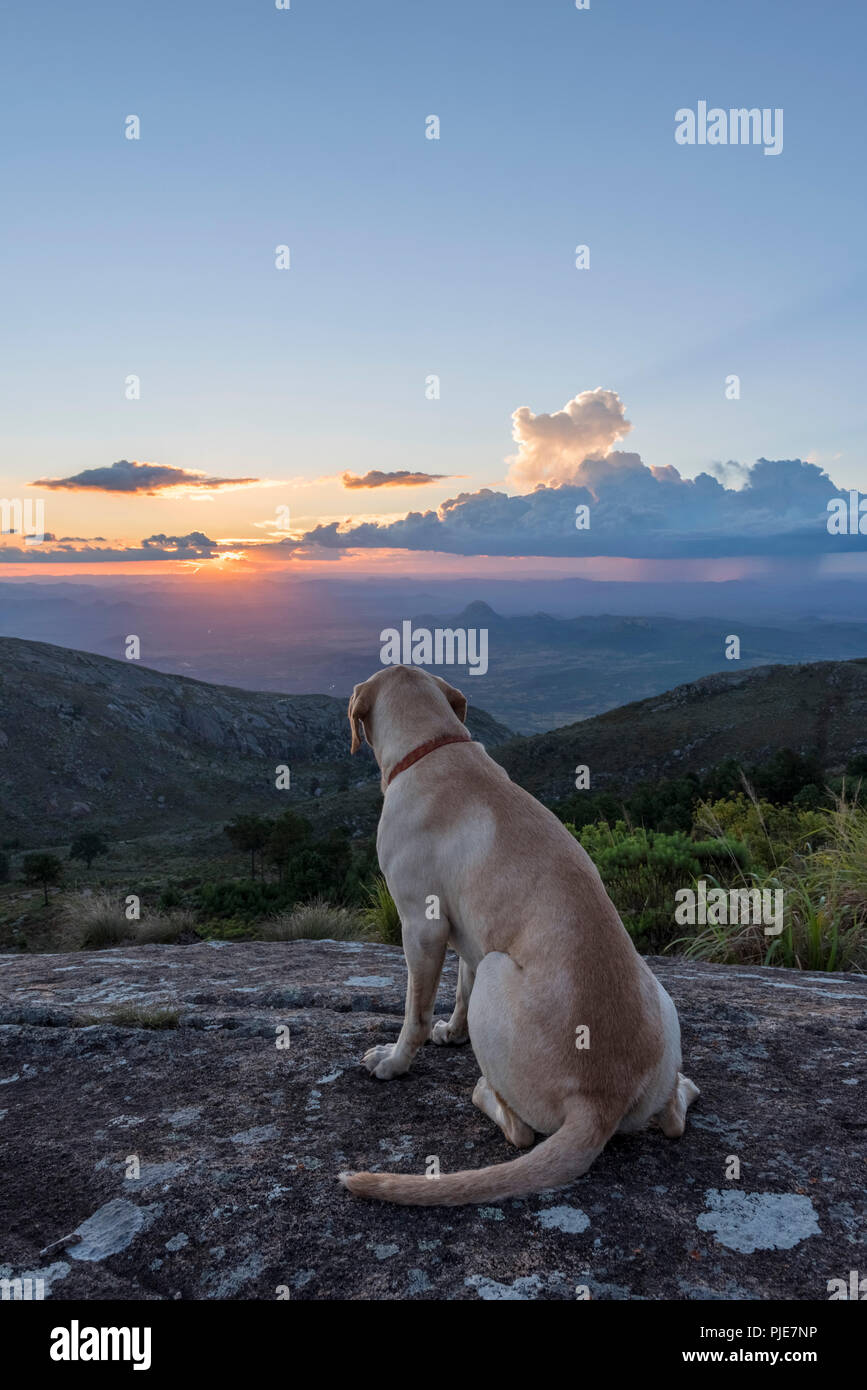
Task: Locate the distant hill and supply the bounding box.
[493,658,867,802]
[0,638,512,846]
[423,604,867,732]
[4,638,867,852]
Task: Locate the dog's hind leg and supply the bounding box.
[472,1076,535,1148]
[655,1072,700,1138]
[432,957,474,1045]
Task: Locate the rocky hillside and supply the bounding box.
[494,658,867,801]
[4,637,867,849]
[0,638,512,846]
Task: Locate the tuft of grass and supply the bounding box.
[259,897,367,941]
[361,875,401,945]
[77,1005,181,1029]
[62,889,128,949]
[106,1006,180,1029]
[60,890,197,950]
[136,910,197,945]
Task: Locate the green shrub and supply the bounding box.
[194,917,257,941]
[694,795,827,873]
[283,839,351,903]
[551,789,626,831]
[197,878,289,921]
[552,749,836,838]
[750,748,826,805]
[361,875,401,945]
[675,798,867,971]
[569,821,748,951]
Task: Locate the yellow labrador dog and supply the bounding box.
[339,665,698,1205]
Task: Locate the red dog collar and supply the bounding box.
[386,733,473,786]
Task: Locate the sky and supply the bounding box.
[1,0,866,578]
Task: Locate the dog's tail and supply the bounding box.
[338,1106,610,1207]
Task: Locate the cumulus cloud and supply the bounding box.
[30,459,263,495]
[341,469,453,489]
[4,454,858,562]
[507,387,632,487]
[706,459,752,489]
[299,456,858,559]
[9,390,862,564]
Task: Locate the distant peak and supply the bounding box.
[457,600,499,620]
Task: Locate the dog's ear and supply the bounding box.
[348,681,372,754]
[432,675,468,725]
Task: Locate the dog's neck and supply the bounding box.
[367,694,467,793]
[387,731,472,786]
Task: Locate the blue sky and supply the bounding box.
[2,0,866,570]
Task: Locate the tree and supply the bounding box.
[264,811,311,883]
[627,774,701,835]
[22,852,64,906]
[701,758,747,803]
[224,815,273,879]
[69,831,109,869]
[284,828,353,902]
[751,748,824,805]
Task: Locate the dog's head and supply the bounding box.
[348,666,467,755]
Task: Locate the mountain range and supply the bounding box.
[2,637,866,851]
[0,637,509,847]
[4,580,867,732]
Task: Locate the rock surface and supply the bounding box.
[1,940,865,1301]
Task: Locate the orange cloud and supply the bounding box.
[341,469,454,489]
[507,388,632,487]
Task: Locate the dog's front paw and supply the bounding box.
[362,1043,409,1080]
[431,1019,469,1046]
